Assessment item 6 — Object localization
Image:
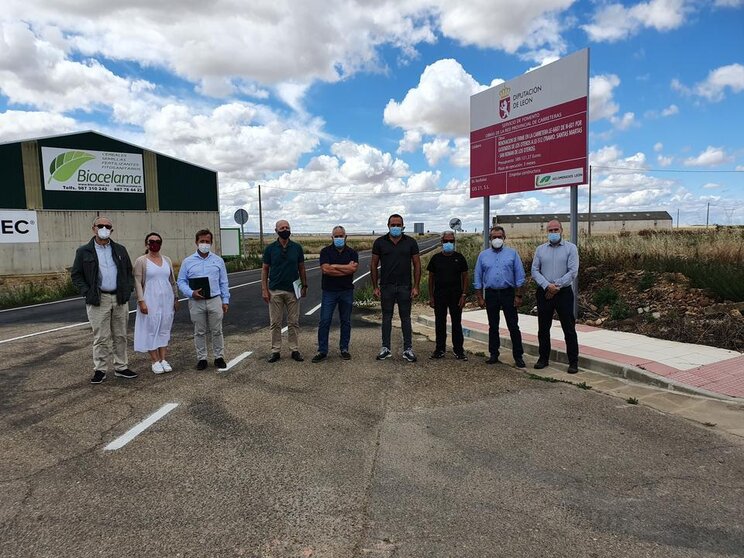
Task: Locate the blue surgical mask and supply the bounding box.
[389,226,402,237]
[442,242,454,253]
[548,232,561,244]
[333,237,345,248]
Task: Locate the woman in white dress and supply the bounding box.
[133,233,179,373]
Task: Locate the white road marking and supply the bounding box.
[217,351,253,372]
[281,326,288,333]
[103,403,179,451]
[305,303,322,316]
[0,322,89,345]
[0,296,83,313]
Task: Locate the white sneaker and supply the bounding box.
[151,361,165,374]
[160,360,172,372]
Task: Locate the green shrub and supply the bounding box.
[593,286,619,307]
[610,299,631,320]
[637,271,655,291]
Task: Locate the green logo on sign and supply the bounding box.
[48,151,95,184]
[538,175,551,185]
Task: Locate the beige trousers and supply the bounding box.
[188,297,225,360]
[269,290,299,353]
[86,292,129,371]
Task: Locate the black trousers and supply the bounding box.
[536,287,579,365]
[433,290,464,354]
[485,287,523,359]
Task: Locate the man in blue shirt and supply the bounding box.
[177,229,230,370]
[531,219,580,374]
[262,219,307,363]
[474,226,526,368]
[312,225,359,363]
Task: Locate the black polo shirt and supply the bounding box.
[319,244,359,291]
[426,251,468,295]
[263,240,305,292]
[372,234,420,287]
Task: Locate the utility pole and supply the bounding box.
[258,184,264,249]
[587,165,592,237]
[706,202,710,229]
[676,208,680,229]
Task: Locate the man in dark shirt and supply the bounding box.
[370,214,421,362]
[427,230,469,360]
[312,225,359,363]
[261,219,307,363]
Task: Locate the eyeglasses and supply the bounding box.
[95,224,113,229]
[147,239,162,245]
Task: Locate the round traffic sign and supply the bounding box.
[449,217,462,231]
[234,208,249,225]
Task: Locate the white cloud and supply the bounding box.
[736,165,744,171]
[661,104,679,116]
[397,130,422,154]
[589,74,620,121]
[583,0,690,42]
[384,58,490,137]
[714,0,743,6]
[702,182,721,189]
[683,146,733,167]
[610,111,636,130]
[657,154,673,167]
[653,142,664,152]
[422,138,451,166]
[0,110,77,142]
[693,64,744,101]
[450,137,470,168]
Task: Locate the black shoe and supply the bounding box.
[214,357,227,369]
[90,370,106,384]
[267,353,280,363]
[291,351,304,362]
[514,358,526,368]
[567,363,579,374]
[454,352,469,361]
[429,350,446,359]
[311,352,327,363]
[196,360,208,370]
[534,360,549,369]
[114,368,138,379]
[485,355,500,364]
[340,351,352,360]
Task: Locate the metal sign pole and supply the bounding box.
[482,196,490,250]
[570,185,579,318]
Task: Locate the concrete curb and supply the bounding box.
[416,314,742,404]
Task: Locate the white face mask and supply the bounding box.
[198,243,211,254]
[491,238,504,249]
[96,227,111,240]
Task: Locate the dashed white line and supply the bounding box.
[304,270,372,316]
[104,403,179,451]
[0,322,89,345]
[217,351,253,372]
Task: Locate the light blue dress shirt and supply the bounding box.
[94,242,117,292]
[177,251,230,303]
[531,240,579,289]
[474,246,526,290]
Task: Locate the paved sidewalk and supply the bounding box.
[418,309,744,400]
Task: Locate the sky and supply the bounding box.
[1,0,743,233]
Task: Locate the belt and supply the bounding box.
[486,286,513,292]
[100,290,117,295]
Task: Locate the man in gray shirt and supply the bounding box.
[531,219,580,374]
[71,216,136,384]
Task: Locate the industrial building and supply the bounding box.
[0,131,220,275]
[493,211,673,237]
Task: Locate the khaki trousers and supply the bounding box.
[188,297,225,360]
[269,290,299,353]
[86,292,129,371]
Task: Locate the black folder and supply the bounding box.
[188,277,211,299]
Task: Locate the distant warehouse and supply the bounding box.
[493,211,673,237]
[0,131,220,276]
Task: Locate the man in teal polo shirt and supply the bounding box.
[261,219,308,362]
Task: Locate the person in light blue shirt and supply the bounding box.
[531,219,580,374]
[474,226,526,368]
[177,228,230,371]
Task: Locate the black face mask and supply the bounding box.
[277,230,291,240]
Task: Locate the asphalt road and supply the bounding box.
[1,236,743,557]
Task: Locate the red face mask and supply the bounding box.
[147,240,162,253]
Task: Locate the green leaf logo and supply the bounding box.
[48,151,96,184]
[539,175,551,184]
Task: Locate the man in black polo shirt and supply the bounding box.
[370,213,421,362]
[427,230,469,360]
[261,219,307,363]
[312,225,359,363]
